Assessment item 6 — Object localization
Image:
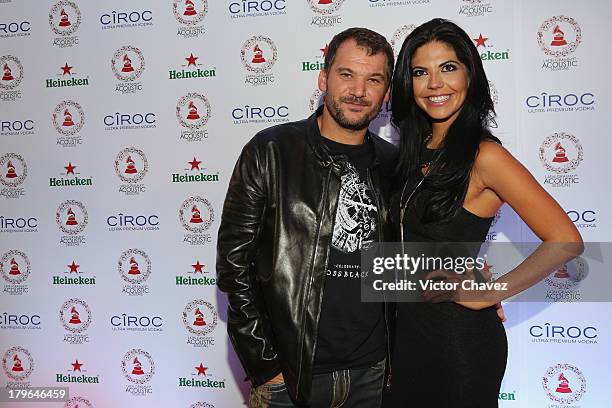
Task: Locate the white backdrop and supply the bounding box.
[1,0,611,407]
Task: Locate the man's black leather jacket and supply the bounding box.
[216,108,397,405]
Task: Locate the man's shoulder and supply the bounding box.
[248,117,310,148]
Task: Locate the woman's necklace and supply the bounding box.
[421,133,438,171]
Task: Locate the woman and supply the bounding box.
[385,19,583,407]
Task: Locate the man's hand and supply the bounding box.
[266,373,284,385]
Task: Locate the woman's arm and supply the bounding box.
[459,141,584,308]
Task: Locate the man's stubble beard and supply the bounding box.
[325,95,382,131]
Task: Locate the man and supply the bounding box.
[217,28,397,407]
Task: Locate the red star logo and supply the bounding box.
[192,261,204,273]
[195,363,208,375]
[189,157,201,170]
[186,53,199,67]
[61,63,73,75]
[473,33,488,48]
[320,44,329,57]
[71,360,83,372]
[65,162,76,174]
[68,261,80,273]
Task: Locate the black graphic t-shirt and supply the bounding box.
[313,135,386,374]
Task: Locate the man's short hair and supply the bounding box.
[324,27,394,83]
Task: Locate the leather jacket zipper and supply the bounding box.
[366,167,393,388]
[296,161,336,396]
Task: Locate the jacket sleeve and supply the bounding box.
[216,139,280,386]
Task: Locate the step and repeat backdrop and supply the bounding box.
[1,0,611,407]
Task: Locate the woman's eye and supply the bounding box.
[412,69,426,77]
[441,64,458,72]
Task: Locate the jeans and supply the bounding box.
[249,359,386,408]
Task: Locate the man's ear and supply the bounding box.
[383,85,391,103]
[318,69,328,92]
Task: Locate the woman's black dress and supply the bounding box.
[384,169,508,408]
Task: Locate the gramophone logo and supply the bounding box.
[310,0,345,13]
[542,363,586,404]
[458,0,493,17]
[0,55,23,102]
[179,196,214,233]
[538,16,581,58]
[112,46,145,82]
[56,199,88,235]
[115,147,148,195]
[183,299,218,347]
[241,35,277,86]
[122,348,155,395]
[1,250,30,293]
[538,16,582,71]
[177,93,211,129]
[49,1,81,36]
[59,298,92,344]
[545,257,587,291]
[174,0,207,25]
[49,1,81,48]
[112,46,145,94]
[174,0,208,38]
[539,132,583,188]
[0,153,27,199]
[308,0,345,28]
[177,93,211,142]
[53,100,85,147]
[2,346,34,384]
[390,25,416,59]
[241,36,278,71]
[0,55,23,90]
[118,248,152,296]
[64,396,94,408]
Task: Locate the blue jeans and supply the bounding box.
[249,359,386,408]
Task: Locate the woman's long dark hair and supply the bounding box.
[392,18,498,223]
